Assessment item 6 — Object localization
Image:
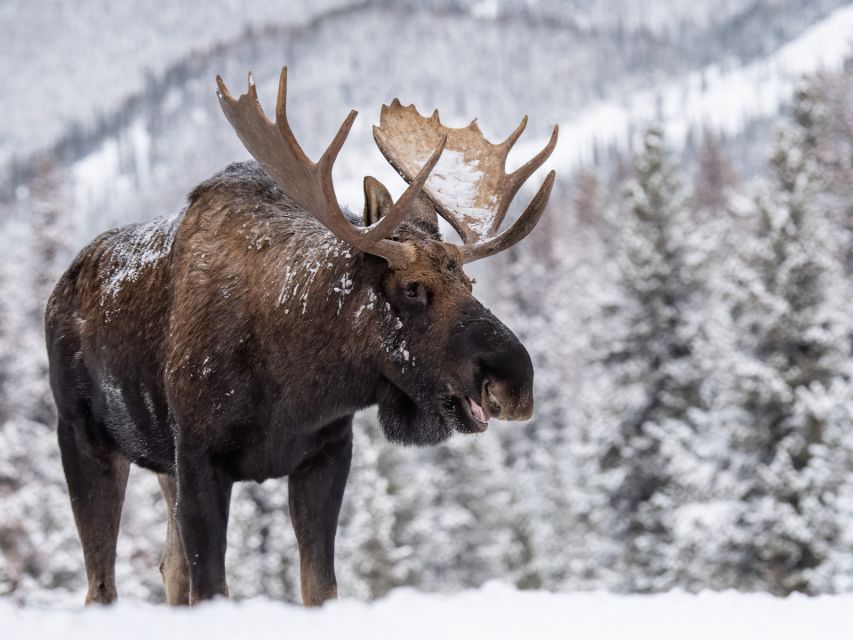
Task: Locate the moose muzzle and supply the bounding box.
[453,304,535,424]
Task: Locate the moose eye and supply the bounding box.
[401,282,429,309]
[405,282,421,298]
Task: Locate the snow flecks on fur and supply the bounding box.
[333,273,354,314]
[385,334,412,374]
[238,216,274,251]
[100,212,180,302]
[275,231,354,317]
[377,298,410,374]
[353,287,378,323]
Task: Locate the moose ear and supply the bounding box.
[363,176,394,226]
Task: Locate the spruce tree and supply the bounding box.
[0,158,85,603]
[713,93,853,593]
[479,181,611,591]
[589,127,713,591]
[335,413,396,600]
[693,131,737,216]
[226,480,300,602]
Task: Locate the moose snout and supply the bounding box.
[478,329,535,422]
[452,304,535,422]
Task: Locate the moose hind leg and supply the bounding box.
[289,417,353,606]
[57,418,130,605]
[158,473,189,605]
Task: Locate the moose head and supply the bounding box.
[216,68,558,445]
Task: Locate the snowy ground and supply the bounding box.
[3,584,852,640]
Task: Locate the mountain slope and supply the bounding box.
[5,0,849,243]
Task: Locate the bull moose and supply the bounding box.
[45,67,558,606]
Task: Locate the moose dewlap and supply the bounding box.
[44,66,558,607]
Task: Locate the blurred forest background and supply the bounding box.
[2,0,853,604]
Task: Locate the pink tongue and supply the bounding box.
[468,397,489,423]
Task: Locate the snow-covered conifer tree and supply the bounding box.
[335,413,396,600]
[693,131,738,217]
[226,480,300,602]
[711,91,853,593]
[586,127,715,591]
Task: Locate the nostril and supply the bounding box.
[516,395,534,421]
[485,382,502,415]
[484,378,533,421]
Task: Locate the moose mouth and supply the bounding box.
[376,378,490,445]
[443,392,490,434]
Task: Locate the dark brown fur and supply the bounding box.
[45,161,534,605]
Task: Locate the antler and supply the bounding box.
[373,100,558,263]
[216,67,446,267]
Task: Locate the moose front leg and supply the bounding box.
[289,418,353,606]
[174,444,233,604]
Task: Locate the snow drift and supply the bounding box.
[3,584,852,640]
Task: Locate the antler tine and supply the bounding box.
[217,68,433,268]
[487,123,559,234]
[461,170,555,263]
[506,125,559,197]
[247,72,259,104]
[273,67,312,166]
[215,75,231,100]
[319,110,359,172]
[499,115,528,152]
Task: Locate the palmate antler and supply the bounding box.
[373,101,558,263]
[216,67,446,268]
[216,67,556,266]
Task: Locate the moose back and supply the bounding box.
[45,68,558,606]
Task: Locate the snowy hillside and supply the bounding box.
[546,3,853,171]
[4,585,853,640]
[5,0,844,163]
[4,1,853,207]
[4,0,848,246]
[0,0,355,168]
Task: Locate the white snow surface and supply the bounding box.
[3,585,852,640]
